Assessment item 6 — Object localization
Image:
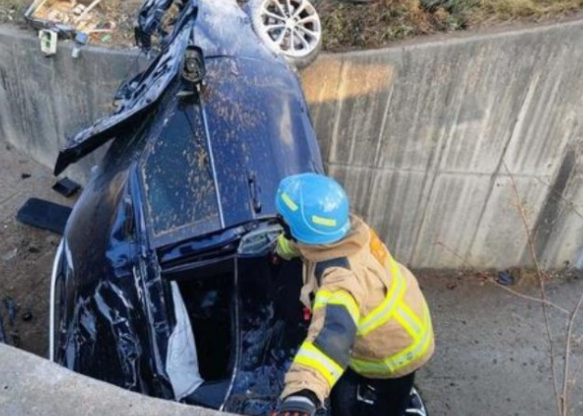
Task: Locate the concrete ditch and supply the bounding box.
[1,19,583,416]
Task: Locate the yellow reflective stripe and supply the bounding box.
[394,304,423,341]
[281,192,299,211]
[277,234,298,258]
[293,341,344,387]
[358,255,405,336]
[313,289,360,324]
[399,302,423,333]
[386,303,433,370]
[312,215,337,227]
[350,303,433,375]
[350,354,393,374]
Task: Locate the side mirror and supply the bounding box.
[182,45,206,87]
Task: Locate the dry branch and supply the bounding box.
[562,290,583,415]
[567,357,583,402]
[503,161,563,416]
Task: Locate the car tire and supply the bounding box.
[246,0,322,69]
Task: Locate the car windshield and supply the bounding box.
[140,95,221,241]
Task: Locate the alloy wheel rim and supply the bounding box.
[257,0,321,58]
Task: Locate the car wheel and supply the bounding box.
[246,0,322,69]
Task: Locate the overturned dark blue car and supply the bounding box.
[50,0,324,413]
[49,0,428,415]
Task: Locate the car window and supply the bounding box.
[141,100,220,240]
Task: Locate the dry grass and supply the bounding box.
[476,0,583,20]
[320,0,450,50]
[0,0,29,25]
[320,0,583,50]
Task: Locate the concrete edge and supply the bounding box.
[0,343,234,416]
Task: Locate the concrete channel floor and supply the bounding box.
[1,138,583,416]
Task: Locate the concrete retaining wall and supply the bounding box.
[2,22,583,269]
[0,28,144,182]
[301,21,583,269]
[0,344,231,416]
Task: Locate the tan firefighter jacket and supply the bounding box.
[276,215,434,404]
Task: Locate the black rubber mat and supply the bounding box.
[16,198,72,235]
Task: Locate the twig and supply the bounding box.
[436,241,569,315]
[504,161,563,416]
[561,290,583,415]
[567,357,583,401]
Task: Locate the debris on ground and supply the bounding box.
[496,270,516,286]
[52,177,80,197]
[21,310,33,322]
[0,0,141,49]
[71,31,89,58]
[16,198,72,235]
[26,0,115,37]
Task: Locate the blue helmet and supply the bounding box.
[275,173,350,245]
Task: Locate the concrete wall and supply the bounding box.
[302,21,583,270]
[2,22,583,269]
[0,28,144,182]
[0,344,231,416]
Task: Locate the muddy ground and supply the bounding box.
[0,141,76,355]
[1,139,583,415]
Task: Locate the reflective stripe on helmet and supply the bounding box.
[293,341,344,387]
[281,192,299,211]
[311,215,337,227]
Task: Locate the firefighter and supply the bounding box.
[272,173,434,416]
